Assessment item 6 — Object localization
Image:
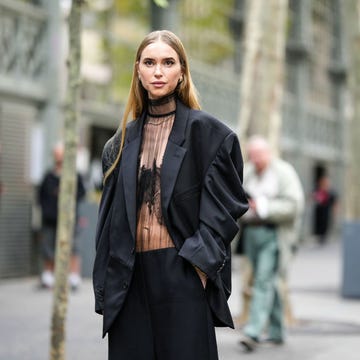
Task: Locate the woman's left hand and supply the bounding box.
[194,266,207,289]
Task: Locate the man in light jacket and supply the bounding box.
[239,135,304,351]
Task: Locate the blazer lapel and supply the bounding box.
[120,114,145,241]
[161,100,190,212]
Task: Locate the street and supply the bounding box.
[0,240,359,359]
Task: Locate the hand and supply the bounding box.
[194,266,207,289]
[248,198,257,211]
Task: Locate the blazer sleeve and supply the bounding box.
[93,137,118,314]
[94,133,121,249]
[178,132,249,281]
[94,139,114,249]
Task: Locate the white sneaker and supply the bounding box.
[41,271,54,288]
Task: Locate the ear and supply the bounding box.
[136,62,141,81]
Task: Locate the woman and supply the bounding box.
[93,30,248,360]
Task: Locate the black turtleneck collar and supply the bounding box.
[147,92,177,118]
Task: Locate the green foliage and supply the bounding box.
[92,0,148,101]
[113,0,148,19]
[111,42,136,100]
[88,0,237,102]
[153,0,169,8]
[179,0,234,64]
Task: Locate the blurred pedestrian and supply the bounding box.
[238,135,304,352]
[38,142,86,290]
[92,30,248,360]
[312,173,338,245]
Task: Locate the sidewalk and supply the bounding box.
[224,239,360,359]
[0,240,359,359]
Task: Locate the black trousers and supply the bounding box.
[108,247,218,360]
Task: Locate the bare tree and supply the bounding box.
[237,0,263,145]
[235,0,289,326]
[50,1,83,359]
[237,0,288,155]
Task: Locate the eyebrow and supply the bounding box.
[142,57,176,62]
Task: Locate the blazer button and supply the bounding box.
[123,282,129,289]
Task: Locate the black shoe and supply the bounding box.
[239,335,258,352]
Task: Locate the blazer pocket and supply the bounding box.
[172,185,201,235]
[173,184,200,204]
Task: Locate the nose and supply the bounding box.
[154,64,162,77]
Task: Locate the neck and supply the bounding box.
[54,166,62,175]
[148,93,176,117]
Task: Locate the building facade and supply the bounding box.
[0,0,348,278]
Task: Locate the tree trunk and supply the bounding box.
[50,1,83,359]
[236,0,289,326]
[344,0,360,220]
[237,0,288,155]
[237,0,263,146]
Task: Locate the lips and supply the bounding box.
[151,81,166,87]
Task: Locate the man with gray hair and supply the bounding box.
[238,135,304,351]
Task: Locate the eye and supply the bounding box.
[143,59,154,66]
[164,59,175,66]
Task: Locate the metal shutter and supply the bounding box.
[0,101,34,278]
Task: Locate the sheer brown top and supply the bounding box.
[136,93,176,252]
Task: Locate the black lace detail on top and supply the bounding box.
[137,159,163,225]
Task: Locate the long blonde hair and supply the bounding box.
[103,30,200,183]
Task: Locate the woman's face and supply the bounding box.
[137,40,183,99]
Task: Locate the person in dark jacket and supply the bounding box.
[92,30,248,360]
[39,143,85,289]
[312,174,338,244]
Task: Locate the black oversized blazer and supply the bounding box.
[93,99,249,337]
